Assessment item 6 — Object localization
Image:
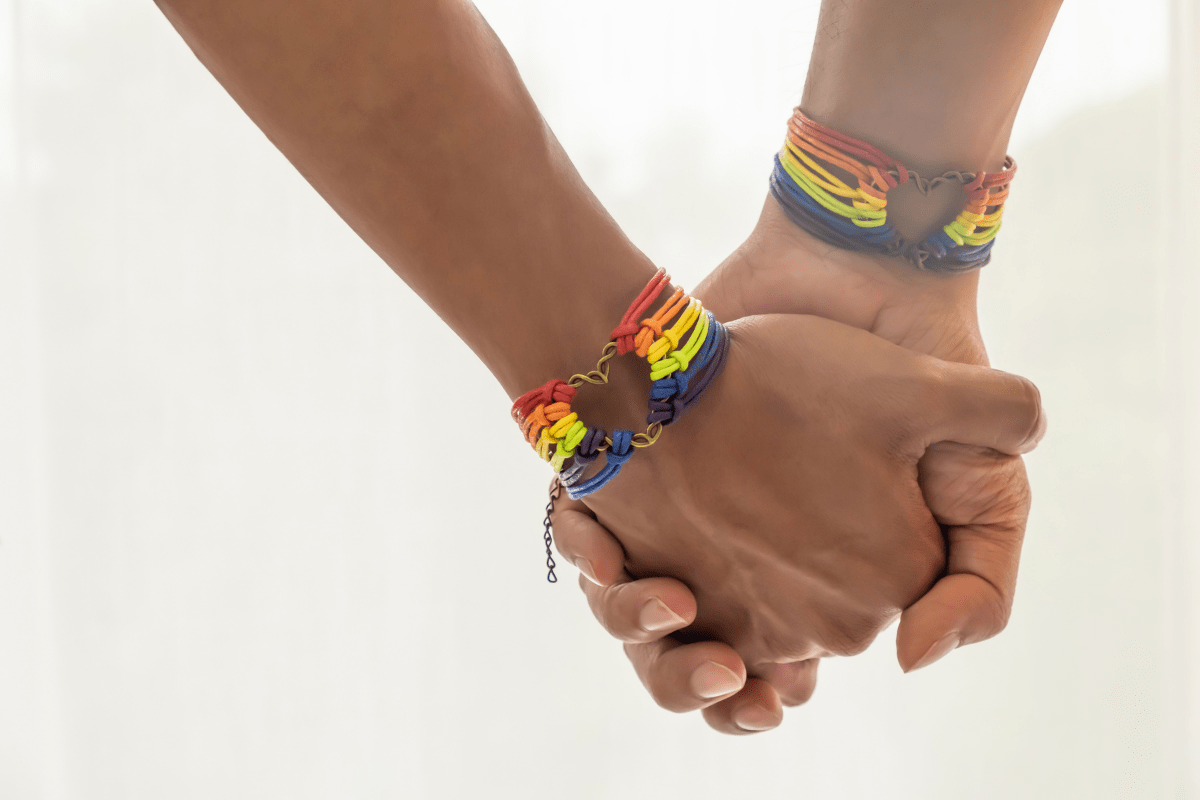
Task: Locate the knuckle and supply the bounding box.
[600,583,654,643]
[596,586,630,636]
[960,577,1015,645]
[753,623,818,665]
[607,584,646,639]
[585,584,618,633]
[644,667,688,712]
[774,663,818,707]
[1014,374,1045,450]
[822,612,885,658]
[553,531,579,561]
[981,586,1014,640]
[779,684,816,708]
[825,635,871,659]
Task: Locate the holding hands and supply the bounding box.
[553,203,1045,733]
[155,0,1061,739]
[537,0,1063,733]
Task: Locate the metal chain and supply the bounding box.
[887,167,979,195]
[878,161,1014,271]
[599,420,663,450]
[542,478,561,583]
[567,342,619,387]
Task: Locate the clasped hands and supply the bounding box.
[550,198,1046,735]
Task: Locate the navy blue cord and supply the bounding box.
[648,316,728,426]
[567,429,634,500]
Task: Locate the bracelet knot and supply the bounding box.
[646,395,687,425]
[652,372,689,399]
[514,276,728,502]
[512,378,577,422]
[609,320,642,348]
[639,317,664,338]
[606,430,634,464]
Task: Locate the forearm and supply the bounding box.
[803,0,1062,175]
[154,0,656,397]
[704,0,1062,353]
[796,0,1062,261]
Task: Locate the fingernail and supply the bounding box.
[733,704,778,732]
[691,662,744,699]
[574,558,599,584]
[906,631,960,673]
[639,598,686,632]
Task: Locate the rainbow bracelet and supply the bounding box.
[647,310,729,427]
[770,108,1016,272]
[512,269,729,500]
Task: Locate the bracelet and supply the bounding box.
[769,108,1016,272]
[512,269,729,502]
[647,310,730,426]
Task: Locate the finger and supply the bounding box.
[623,637,748,713]
[701,678,786,735]
[919,360,1046,455]
[756,659,820,707]
[580,572,697,644]
[549,487,627,586]
[897,450,1029,672]
[896,521,1023,671]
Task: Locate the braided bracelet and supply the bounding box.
[647,310,730,426]
[512,269,729,502]
[770,108,1016,272]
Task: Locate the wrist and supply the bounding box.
[696,194,986,365]
[700,193,980,322]
[514,270,733,501]
[502,263,683,446]
[490,256,659,401]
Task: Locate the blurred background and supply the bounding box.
[2,1,1198,798]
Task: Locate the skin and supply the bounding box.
[558,0,1064,733]
[554,212,1041,733]
[152,0,1050,736]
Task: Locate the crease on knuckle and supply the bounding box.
[822,612,884,658]
[644,661,689,713]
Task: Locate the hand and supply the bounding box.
[551,487,808,734]
[698,198,1042,669]
[563,310,1041,706]
[561,197,1044,732]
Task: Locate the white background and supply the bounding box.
[1,1,1197,798]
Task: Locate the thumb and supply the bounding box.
[895,526,1018,672]
[896,449,1030,672]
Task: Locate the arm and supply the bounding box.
[155,0,1044,733]
[708,0,1062,339]
[156,0,657,401]
[725,0,1063,664]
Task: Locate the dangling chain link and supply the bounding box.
[542,478,561,583]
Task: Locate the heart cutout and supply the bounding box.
[885,175,966,245]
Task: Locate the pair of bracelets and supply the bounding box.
[511,268,730,501]
[770,108,1017,273]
